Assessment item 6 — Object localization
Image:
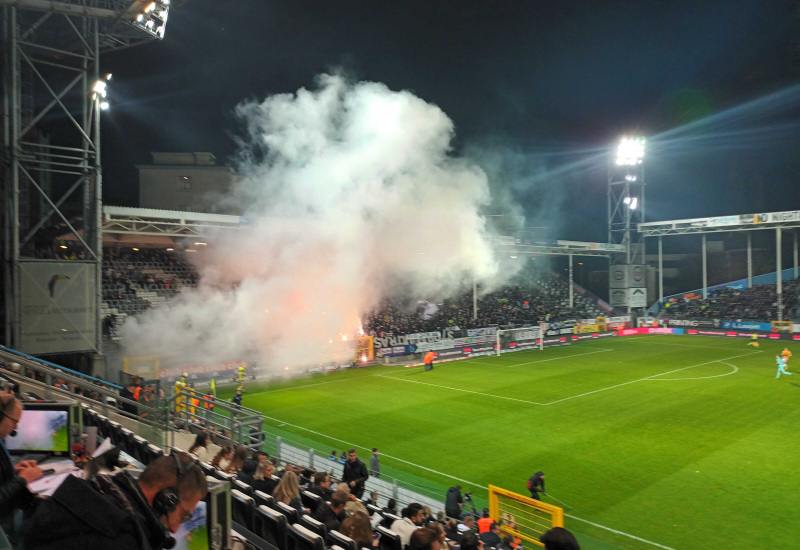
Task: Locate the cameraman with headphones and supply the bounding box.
[24,450,208,550]
[0,394,42,547]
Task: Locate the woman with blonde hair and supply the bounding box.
[251,460,278,494]
[272,470,307,515]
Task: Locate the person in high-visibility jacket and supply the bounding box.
[424,351,436,371]
[174,372,188,416]
[238,366,246,385]
[189,385,199,417]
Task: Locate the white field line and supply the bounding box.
[469,348,614,368]
[648,361,738,381]
[373,374,544,405]
[565,513,678,550]
[541,351,760,405]
[246,377,351,397]
[260,413,678,550]
[615,337,755,350]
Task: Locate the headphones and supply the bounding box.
[0,395,18,437]
[152,450,199,516]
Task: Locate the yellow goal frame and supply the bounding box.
[488,484,564,547]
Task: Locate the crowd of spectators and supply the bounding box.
[186,439,580,550]
[364,275,605,338]
[657,279,800,322]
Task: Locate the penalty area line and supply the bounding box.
[373,374,545,405]
[466,348,614,368]
[542,351,760,406]
[565,514,677,550]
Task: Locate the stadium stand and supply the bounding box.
[657,279,800,321]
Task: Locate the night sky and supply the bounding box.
[101,0,800,243]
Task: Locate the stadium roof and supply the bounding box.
[638,209,800,236]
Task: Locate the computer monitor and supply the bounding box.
[171,477,232,550]
[6,401,72,456]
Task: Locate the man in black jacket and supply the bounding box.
[23,450,207,550]
[341,448,368,498]
[445,485,463,518]
[479,522,502,547]
[312,490,348,531]
[0,395,42,546]
[527,471,545,501]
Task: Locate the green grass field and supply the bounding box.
[218,335,800,550]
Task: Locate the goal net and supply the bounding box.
[771,321,793,333]
[496,326,543,356]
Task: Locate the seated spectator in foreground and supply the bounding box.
[383,497,399,516]
[308,471,334,500]
[211,445,233,471]
[237,456,258,485]
[391,503,426,548]
[273,471,307,515]
[225,446,248,475]
[336,483,369,517]
[498,534,516,550]
[443,518,462,544]
[24,450,207,549]
[339,510,377,549]
[479,522,502,548]
[312,490,348,531]
[457,514,476,534]
[363,490,379,507]
[188,433,209,462]
[410,527,441,550]
[459,531,483,550]
[251,460,278,494]
[540,527,580,550]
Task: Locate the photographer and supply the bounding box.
[445,485,464,519]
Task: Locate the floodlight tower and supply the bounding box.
[608,137,646,314]
[2,1,174,375]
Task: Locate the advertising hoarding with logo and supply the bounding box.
[19,261,97,354]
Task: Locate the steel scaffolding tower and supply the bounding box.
[607,137,646,314]
[2,1,169,370]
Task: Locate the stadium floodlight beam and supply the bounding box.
[615,136,646,166]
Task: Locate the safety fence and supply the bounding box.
[488,484,563,548]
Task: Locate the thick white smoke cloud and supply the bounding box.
[122,74,519,370]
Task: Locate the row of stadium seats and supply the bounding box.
[228,489,403,550]
[82,404,164,465]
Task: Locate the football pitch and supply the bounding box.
[219,335,800,550]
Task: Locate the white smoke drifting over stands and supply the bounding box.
[122,74,518,370]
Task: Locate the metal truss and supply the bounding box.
[638,210,800,237]
[102,206,243,238]
[1,1,164,353]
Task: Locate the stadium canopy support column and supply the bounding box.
[794,232,798,279]
[701,234,708,299]
[776,228,783,321]
[658,236,664,305]
[568,254,574,308]
[747,233,753,289]
[472,277,477,320]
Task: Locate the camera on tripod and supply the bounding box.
[464,491,473,500]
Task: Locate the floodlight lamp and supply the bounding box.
[100,100,110,110]
[145,2,156,13]
[105,73,112,81]
[625,175,637,182]
[615,136,646,166]
[93,80,107,95]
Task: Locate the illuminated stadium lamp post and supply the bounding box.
[608,136,646,315]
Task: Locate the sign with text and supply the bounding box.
[19,261,97,354]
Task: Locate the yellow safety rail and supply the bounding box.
[488,484,564,547]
